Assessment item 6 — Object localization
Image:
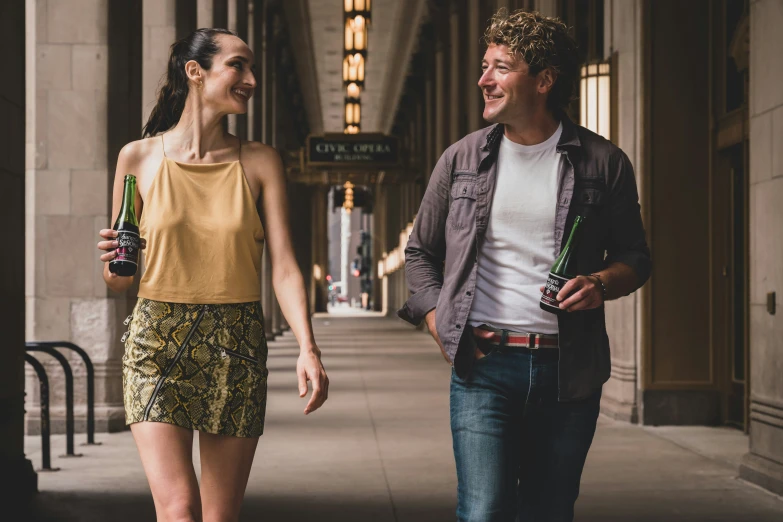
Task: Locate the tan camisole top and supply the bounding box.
[137,136,265,304]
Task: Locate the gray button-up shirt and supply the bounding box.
[397,117,651,401]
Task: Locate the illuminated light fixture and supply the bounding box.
[344,15,367,57]
[580,58,612,141]
[344,0,371,24]
[342,0,370,135]
[343,53,365,87]
[346,82,361,99]
[343,181,355,214]
[313,264,322,281]
[345,100,361,126]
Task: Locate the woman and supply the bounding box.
[96,28,329,521]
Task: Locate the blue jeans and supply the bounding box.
[450,347,601,522]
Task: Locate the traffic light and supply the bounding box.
[333,186,372,211]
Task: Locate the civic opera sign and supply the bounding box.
[306,134,400,169]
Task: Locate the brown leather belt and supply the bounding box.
[486,331,559,349]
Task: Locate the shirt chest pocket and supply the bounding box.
[574,184,608,249]
[448,180,478,230]
[574,180,606,219]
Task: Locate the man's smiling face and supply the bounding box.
[478,43,543,125]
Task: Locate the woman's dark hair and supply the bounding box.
[142,28,237,138]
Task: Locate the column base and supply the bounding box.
[600,394,638,424]
[740,452,783,497]
[25,405,127,434]
[0,456,37,506]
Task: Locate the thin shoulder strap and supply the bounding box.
[160,135,167,157]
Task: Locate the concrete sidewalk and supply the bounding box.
[25,316,783,521]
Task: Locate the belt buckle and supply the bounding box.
[528,332,538,350]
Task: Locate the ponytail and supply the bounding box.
[142,28,237,138]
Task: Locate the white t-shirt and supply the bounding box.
[467,124,563,334]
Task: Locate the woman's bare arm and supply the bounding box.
[250,143,329,414]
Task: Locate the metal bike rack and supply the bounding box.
[25,345,82,458]
[26,341,100,446]
[24,355,60,471]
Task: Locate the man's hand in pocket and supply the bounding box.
[472,327,494,360]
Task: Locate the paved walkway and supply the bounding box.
[26,315,783,521]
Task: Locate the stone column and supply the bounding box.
[534,0,558,18]
[739,0,783,497]
[226,0,238,135]
[261,249,275,340]
[258,0,275,339]
[226,1,237,135]
[229,0,249,139]
[372,185,386,313]
[598,0,645,424]
[467,0,481,133]
[25,0,127,434]
[449,3,461,144]
[142,0,176,126]
[269,8,283,335]
[425,71,434,182]
[247,0,256,141]
[2,0,37,503]
[197,0,214,28]
[434,26,447,159]
[271,292,283,336]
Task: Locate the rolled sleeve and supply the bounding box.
[397,285,441,325]
[604,249,651,286]
[604,151,652,288]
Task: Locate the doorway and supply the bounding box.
[713,144,749,430]
[711,0,750,431]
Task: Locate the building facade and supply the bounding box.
[2,0,782,504]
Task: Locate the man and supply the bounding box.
[398,10,651,522]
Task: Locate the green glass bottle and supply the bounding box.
[109,175,140,277]
[540,215,585,314]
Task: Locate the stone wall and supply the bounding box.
[25,0,127,434]
[739,0,783,497]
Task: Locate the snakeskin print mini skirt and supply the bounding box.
[122,298,269,438]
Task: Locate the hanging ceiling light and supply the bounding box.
[345,101,361,126]
[344,15,368,57]
[343,53,365,87]
[343,181,355,213]
[344,0,371,25]
[342,0,370,135]
[346,82,361,99]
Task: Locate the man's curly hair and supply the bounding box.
[484,9,579,115]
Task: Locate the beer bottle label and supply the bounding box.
[540,272,571,310]
[115,230,140,265]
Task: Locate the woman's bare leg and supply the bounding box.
[198,432,260,522]
[131,422,202,522]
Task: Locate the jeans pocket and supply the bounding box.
[473,336,498,362]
